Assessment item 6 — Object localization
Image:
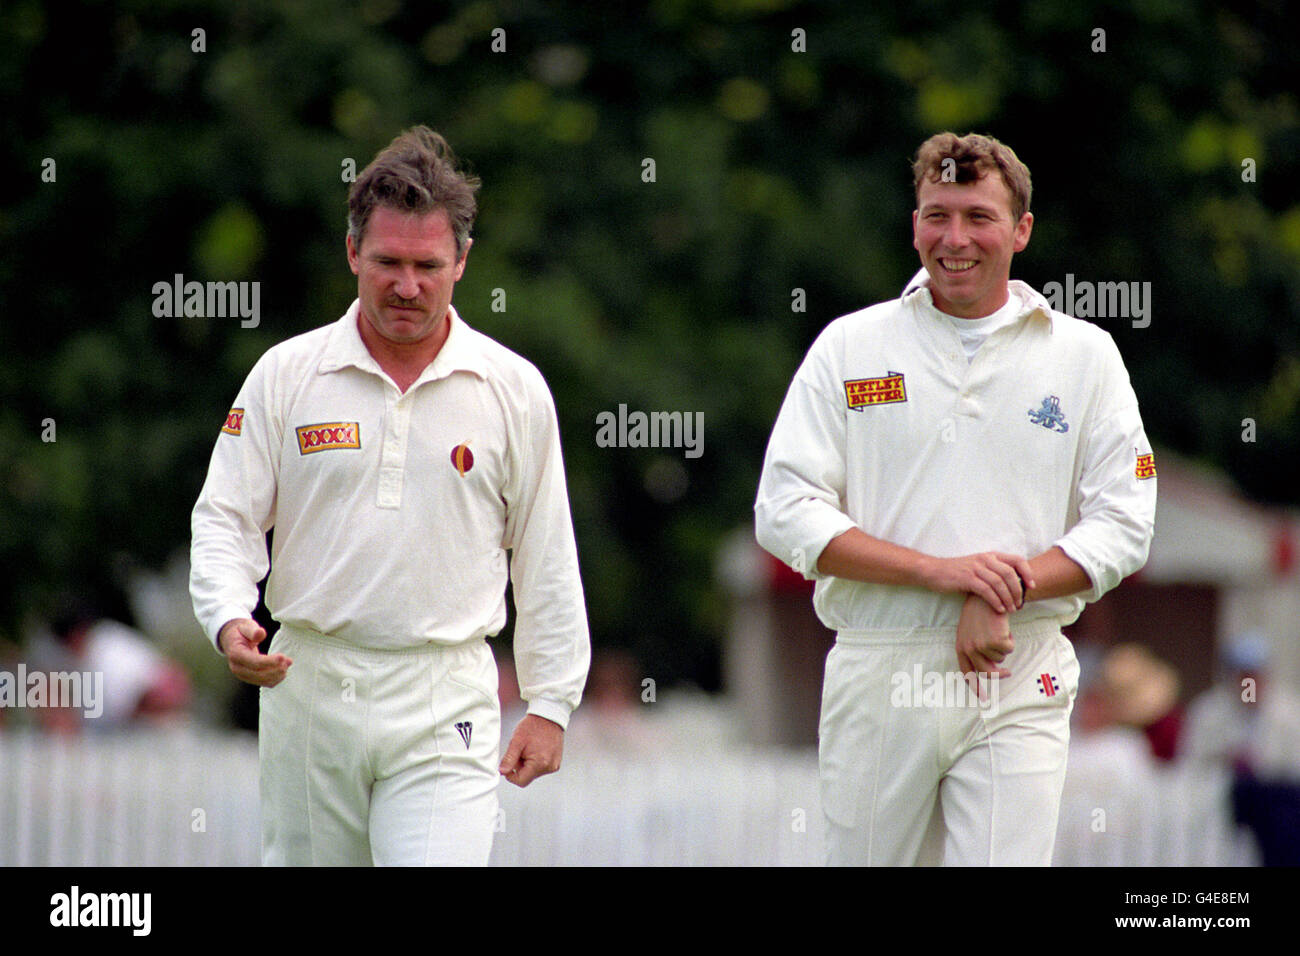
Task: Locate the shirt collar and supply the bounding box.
[900,268,1055,328]
[318,301,490,380]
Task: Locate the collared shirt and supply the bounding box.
[190,301,590,727]
[754,273,1156,635]
[944,293,1023,362]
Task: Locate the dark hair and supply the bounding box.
[912,132,1032,222]
[51,596,97,642]
[347,126,481,258]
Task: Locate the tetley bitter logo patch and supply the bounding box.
[844,371,907,410]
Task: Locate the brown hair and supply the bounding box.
[912,132,1032,222]
[347,126,481,258]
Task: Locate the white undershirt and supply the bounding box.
[940,291,1023,363]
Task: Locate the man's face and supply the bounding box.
[912,171,1032,318]
[347,205,469,345]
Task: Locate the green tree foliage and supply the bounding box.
[1,0,1296,687]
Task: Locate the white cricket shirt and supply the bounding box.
[754,275,1157,635]
[945,293,1022,362]
[190,301,591,727]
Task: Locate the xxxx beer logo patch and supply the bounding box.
[296,422,361,455]
[844,371,907,410]
[451,442,475,476]
[221,408,244,436]
[1135,451,1157,480]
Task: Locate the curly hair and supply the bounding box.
[912,132,1032,222]
[347,126,481,258]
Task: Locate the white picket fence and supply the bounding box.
[0,727,262,866]
[490,742,825,866]
[1053,733,1261,867]
[0,727,1260,866]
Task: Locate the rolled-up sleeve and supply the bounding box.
[501,366,591,729]
[189,356,280,652]
[1055,336,1157,603]
[754,329,858,580]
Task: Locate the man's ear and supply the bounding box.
[1013,212,1033,253]
[346,233,360,275]
[912,209,920,252]
[454,237,473,280]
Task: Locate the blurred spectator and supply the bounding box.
[0,636,21,732]
[1181,631,1300,780]
[1097,643,1184,762]
[1068,642,1157,794]
[565,649,665,755]
[25,599,192,732]
[1182,630,1300,865]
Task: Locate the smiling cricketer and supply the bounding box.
[755,132,1156,865]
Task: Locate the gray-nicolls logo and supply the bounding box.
[455,720,473,748]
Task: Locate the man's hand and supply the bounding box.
[218,618,291,687]
[920,552,1036,614]
[499,713,564,788]
[955,593,1014,679]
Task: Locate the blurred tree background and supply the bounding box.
[1,0,1296,698]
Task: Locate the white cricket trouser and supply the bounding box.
[259,626,501,866]
[818,619,1079,866]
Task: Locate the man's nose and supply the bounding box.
[394,268,420,299]
[943,217,970,248]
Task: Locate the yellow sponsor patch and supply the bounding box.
[1135,452,1156,480]
[296,421,361,455]
[844,371,907,410]
[221,408,244,436]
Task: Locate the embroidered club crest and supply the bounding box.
[1028,396,1069,433]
